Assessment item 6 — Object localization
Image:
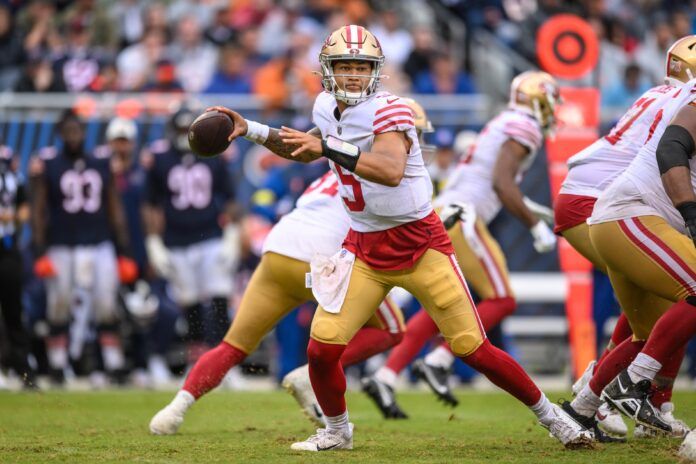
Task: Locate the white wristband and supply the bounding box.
[244,119,270,144]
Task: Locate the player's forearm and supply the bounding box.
[262,128,322,163]
[142,204,165,236]
[662,167,696,207]
[30,177,47,252]
[354,150,406,187]
[494,180,538,228]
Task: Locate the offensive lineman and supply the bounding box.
[555,36,696,439]
[560,38,696,439]
[142,107,240,366]
[31,109,137,385]
[364,71,560,416]
[207,25,591,451]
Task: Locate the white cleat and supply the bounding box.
[290,424,354,452]
[542,404,594,449]
[282,365,326,427]
[149,405,185,435]
[571,360,596,397]
[596,402,627,437]
[634,402,690,439]
[679,429,696,461]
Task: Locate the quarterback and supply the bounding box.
[365,71,560,415]
[207,25,591,451]
[563,36,696,438]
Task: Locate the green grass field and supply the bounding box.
[0,389,694,463]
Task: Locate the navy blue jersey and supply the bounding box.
[144,140,234,247]
[40,146,113,246]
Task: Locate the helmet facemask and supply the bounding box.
[319,56,385,105]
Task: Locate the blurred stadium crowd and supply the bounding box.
[1,0,696,391]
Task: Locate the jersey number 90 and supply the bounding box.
[168,164,213,210]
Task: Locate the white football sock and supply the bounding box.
[627,353,662,383]
[102,345,125,372]
[325,411,350,434]
[530,393,555,426]
[374,367,397,388]
[171,390,196,414]
[424,345,456,369]
[47,345,68,370]
[570,385,602,418]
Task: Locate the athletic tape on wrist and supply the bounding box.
[321,135,361,172]
[244,119,270,144]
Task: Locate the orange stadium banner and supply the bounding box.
[538,15,600,380]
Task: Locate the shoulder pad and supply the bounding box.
[38,146,58,160]
[93,144,112,159]
[149,139,171,154]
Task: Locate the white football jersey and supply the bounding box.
[561,84,682,198]
[263,171,350,262]
[590,78,696,233]
[434,109,543,224]
[312,90,433,232]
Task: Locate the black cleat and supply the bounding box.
[48,368,65,388]
[412,359,459,407]
[601,370,671,433]
[559,400,626,443]
[361,377,408,419]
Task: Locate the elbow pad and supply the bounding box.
[656,125,695,175]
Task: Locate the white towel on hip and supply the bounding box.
[309,248,356,314]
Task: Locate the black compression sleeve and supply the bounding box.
[656,125,695,174]
[321,138,361,172]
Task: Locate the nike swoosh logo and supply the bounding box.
[596,411,607,421]
[617,378,629,394]
[318,443,340,451]
[386,98,398,104]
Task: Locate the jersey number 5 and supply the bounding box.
[335,167,365,212]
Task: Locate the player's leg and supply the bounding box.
[92,242,125,382]
[580,217,696,432]
[198,238,233,345]
[292,259,391,451]
[150,252,311,435]
[44,246,73,385]
[402,249,592,448]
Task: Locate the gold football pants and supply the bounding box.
[310,249,486,356]
[224,252,404,354]
[589,216,692,339]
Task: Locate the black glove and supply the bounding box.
[677,201,696,246]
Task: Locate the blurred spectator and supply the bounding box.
[18,0,56,58]
[256,0,322,59]
[591,17,630,92]
[142,1,171,40]
[602,63,651,109]
[109,0,146,47]
[370,9,413,66]
[427,128,459,196]
[117,29,168,91]
[53,18,102,92]
[142,60,185,94]
[252,50,321,112]
[236,27,266,68]
[205,4,235,46]
[204,45,253,94]
[59,0,118,52]
[403,26,437,82]
[167,0,217,29]
[88,61,120,93]
[0,4,25,90]
[14,57,67,93]
[671,9,694,39]
[169,17,218,93]
[635,16,674,85]
[413,53,476,94]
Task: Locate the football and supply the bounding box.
[188,111,234,157]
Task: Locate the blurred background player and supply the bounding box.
[0,145,36,389]
[363,71,559,417]
[142,106,240,369]
[30,109,136,386]
[554,36,696,439]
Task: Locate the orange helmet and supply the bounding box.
[319,25,385,105]
[665,35,696,85]
[508,71,560,133]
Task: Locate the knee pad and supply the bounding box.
[307,339,345,365]
[310,319,342,344]
[449,331,484,357]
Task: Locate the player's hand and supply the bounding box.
[117,256,139,284]
[145,235,173,278]
[530,220,557,253]
[279,126,323,158]
[205,106,248,142]
[34,255,56,278]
